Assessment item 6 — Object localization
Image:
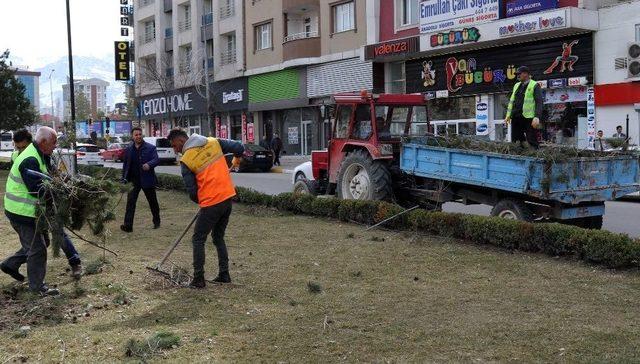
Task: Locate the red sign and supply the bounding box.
[365,36,419,61]
[247,122,255,143]
[241,113,247,144]
[220,124,228,139]
[214,116,221,138]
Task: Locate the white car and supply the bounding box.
[292,161,314,184]
[76,143,104,166]
[144,137,177,164]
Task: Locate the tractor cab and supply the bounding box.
[310,92,429,200]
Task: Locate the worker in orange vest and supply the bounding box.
[167,129,244,288]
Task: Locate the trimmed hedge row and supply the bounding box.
[77,165,640,269]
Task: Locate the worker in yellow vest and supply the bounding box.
[1,127,59,295]
[167,129,244,288]
[505,66,543,148]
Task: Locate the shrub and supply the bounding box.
[156,173,185,190]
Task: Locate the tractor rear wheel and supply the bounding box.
[336,150,392,201]
[490,199,534,222]
[293,179,318,196]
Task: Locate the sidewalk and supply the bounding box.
[271,155,310,173]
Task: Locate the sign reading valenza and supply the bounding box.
[138,87,207,120]
[420,0,500,34]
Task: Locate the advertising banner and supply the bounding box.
[215,116,221,138]
[587,87,596,150]
[241,113,247,144]
[288,127,299,145]
[407,33,593,96]
[114,121,132,135]
[506,0,557,17]
[247,122,255,143]
[475,95,489,136]
[419,0,500,34]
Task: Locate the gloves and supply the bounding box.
[531,117,540,129]
[232,156,242,169]
[505,116,511,126]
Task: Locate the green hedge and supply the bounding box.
[77,165,640,269]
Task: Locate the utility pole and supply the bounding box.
[49,69,55,132]
[65,0,77,172]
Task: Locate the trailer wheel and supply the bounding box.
[336,150,392,201]
[491,199,534,222]
[293,179,318,196]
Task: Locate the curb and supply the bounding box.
[270,166,293,174]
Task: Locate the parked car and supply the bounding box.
[225,143,273,172]
[1,131,14,151]
[76,143,103,166]
[101,143,127,162]
[144,137,177,164]
[292,161,314,184]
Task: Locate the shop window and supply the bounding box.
[387,62,406,94]
[458,122,477,136]
[494,123,509,142]
[428,96,476,121]
[410,106,429,135]
[436,124,457,136]
[335,105,352,138]
[493,93,510,120]
[351,104,373,140]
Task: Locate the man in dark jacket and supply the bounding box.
[270,133,283,166]
[121,127,161,232]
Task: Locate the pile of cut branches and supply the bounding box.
[404,135,638,162]
[36,173,127,256]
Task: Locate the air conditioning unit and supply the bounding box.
[627,42,640,79]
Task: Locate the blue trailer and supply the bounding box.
[399,143,640,229]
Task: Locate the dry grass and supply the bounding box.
[0,173,639,362]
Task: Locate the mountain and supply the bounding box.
[36,55,126,116]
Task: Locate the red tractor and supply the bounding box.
[296,92,430,204]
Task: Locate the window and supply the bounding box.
[398,0,418,27]
[636,24,640,42]
[387,62,405,94]
[493,93,510,120]
[428,96,476,121]
[335,105,353,138]
[436,124,457,136]
[144,20,156,43]
[458,122,477,136]
[221,33,236,65]
[304,18,312,36]
[351,104,372,140]
[333,1,355,33]
[255,22,272,51]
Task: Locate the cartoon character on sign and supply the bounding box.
[421,61,436,87]
[544,40,579,74]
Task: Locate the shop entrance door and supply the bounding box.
[301,120,313,155]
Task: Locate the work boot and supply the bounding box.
[120,224,133,233]
[71,264,83,280]
[189,275,206,289]
[0,263,24,282]
[38,284,60,297]
[213,271,231,284]
[153,222,161,229]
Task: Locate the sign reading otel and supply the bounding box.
[420,0,500,33]
[114,41,130,81]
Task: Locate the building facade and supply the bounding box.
[365,0,601,147]
[593,1,640,141]
[241,0,371,155]
[62,78,110,121]
[14,69,41,111]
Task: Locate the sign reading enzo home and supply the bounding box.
[137,87,207,120]
[364,37,419,60]
[406,33,593,96]
[114,41,130,81]
[420,0,500,33]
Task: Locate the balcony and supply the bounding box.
[283,0,319,11]
[140,32,156,45]
[202,58,214,70]
[201,13,214,41]
[220,50,237,65]
[138,0,155,8]
[202,12,213,25]
[179,62,191,74]
[219,0,235,19]
[163,0,172,12]
[165,67,174,77]
[178,18,192,32]
[282,32,320,62]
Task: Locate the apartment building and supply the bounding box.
[62,78,109,121]
[133,0,214,136]
[237,0,372,155]
[14,69,41,112]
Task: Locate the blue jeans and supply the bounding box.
[43,231,81,266]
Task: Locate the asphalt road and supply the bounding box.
[103,162,640,237]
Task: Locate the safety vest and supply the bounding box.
[10,150,18,162]
[506,80,537,119]
[4,143,47,218]
[180,137,236,208]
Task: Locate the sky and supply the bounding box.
[0,0,124,68]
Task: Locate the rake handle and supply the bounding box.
[156,210,200,268]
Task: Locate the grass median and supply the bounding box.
[0,173,639,361]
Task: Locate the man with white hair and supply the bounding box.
[1,127,59,295]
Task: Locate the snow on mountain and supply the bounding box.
[36,55,126,114]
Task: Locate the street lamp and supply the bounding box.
[48,69,55,131]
